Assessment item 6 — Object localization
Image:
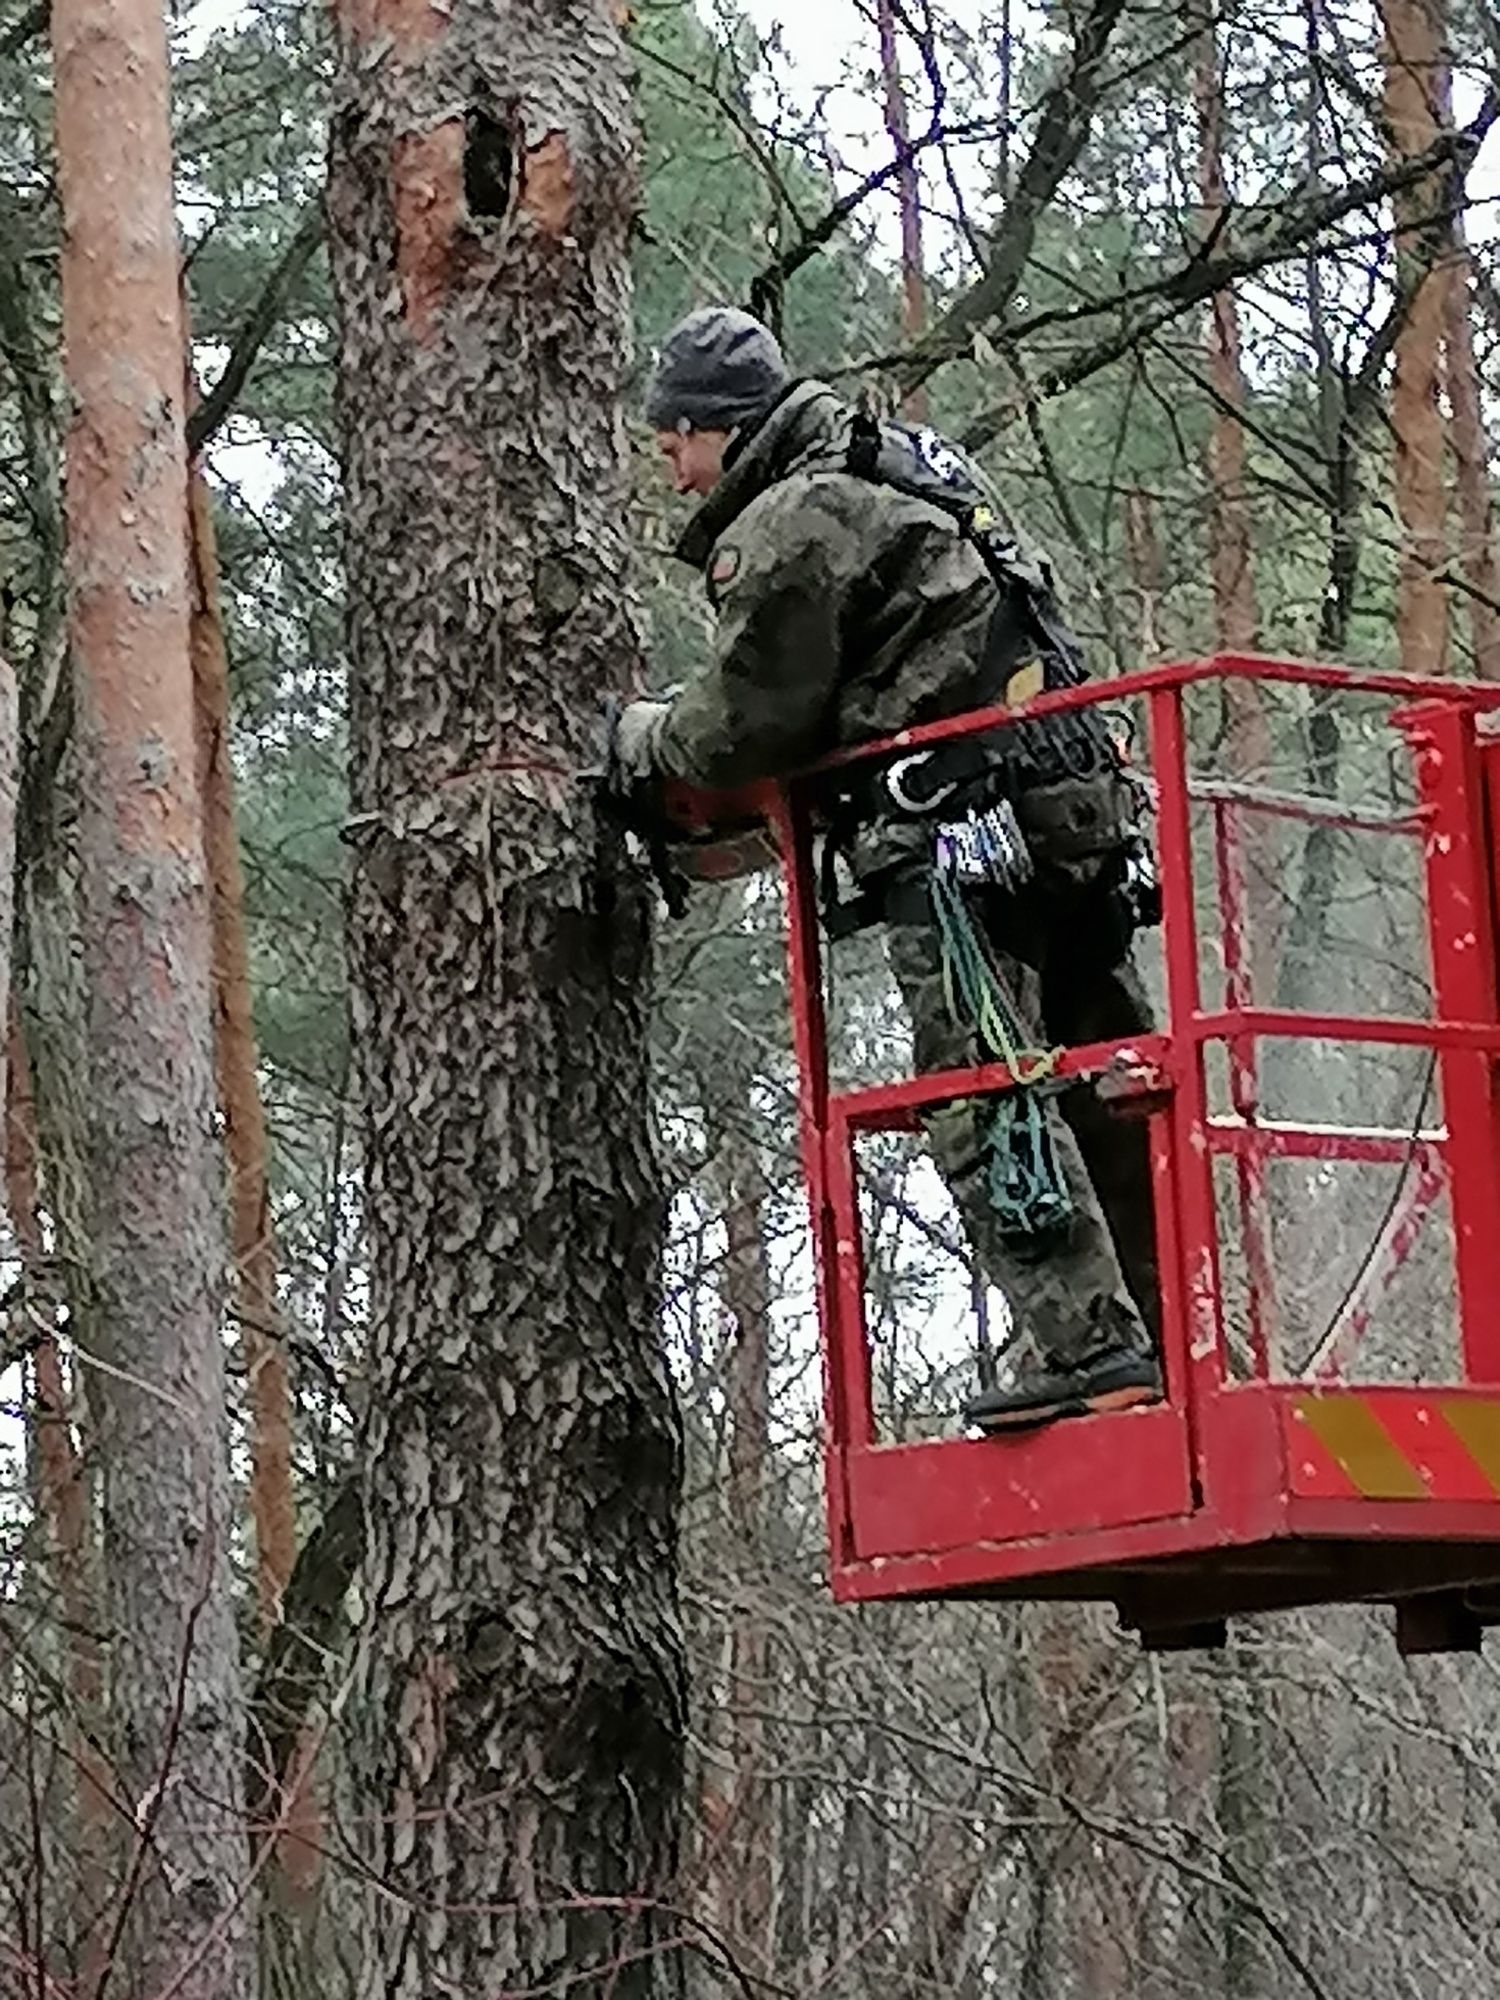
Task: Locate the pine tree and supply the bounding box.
[51,0,251,1984]
[326,1,686,1989]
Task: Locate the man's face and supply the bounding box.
[655,426,730,497]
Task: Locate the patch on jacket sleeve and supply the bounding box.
[710,545,741,593]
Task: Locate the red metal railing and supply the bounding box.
[754,655,1500,1577]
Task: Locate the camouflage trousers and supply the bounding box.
[884,866,1159,1373]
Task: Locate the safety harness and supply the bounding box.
[825,408,1159,1237]
[818,408,1139,941]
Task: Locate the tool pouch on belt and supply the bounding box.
[1017,767,1161,962]
[1016,770,1135,881]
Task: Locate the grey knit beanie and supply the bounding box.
[645,307,789,433]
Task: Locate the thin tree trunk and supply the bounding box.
[1194,13,1280,1377]
[911,1824,986,1992]
[1380,0,1452,677]
[1194,8,1275,970]
[10,1015,92,1696]
[1443,255,1500,678]
[327,3,685,1992]
[1216,1652,1270,2000]
[1191,51,1280,1994]
[1436,167,1500,678]
[185,434,323,1965]
[1029,1619,1136,1998]
[1194,22,1259,662]
[703,1108,774,1967]
[186,447,298,1631]
[51,0,250,1982]
[10,1007,116,1989]
[876,0,929,422]
[1283,7,1385,1006]
[0,646,14,1113]
[8,721,115,1980]
[998,0,1013,202]
[1122,489,1163,663]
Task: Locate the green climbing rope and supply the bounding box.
[929,862,1073,1237]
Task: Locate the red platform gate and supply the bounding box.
[750,654,1500,1652]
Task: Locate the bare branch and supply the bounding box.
[896,0,1131,394]
[960,90,1497,447]
[186,200,324,458]
[746,117,997,323]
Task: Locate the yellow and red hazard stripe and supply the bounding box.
[1288,1392,1500,1501]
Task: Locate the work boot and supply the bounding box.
[964,1347,1162,1433]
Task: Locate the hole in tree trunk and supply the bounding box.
[464,106,514,221]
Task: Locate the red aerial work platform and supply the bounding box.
[673,654,1500,1653]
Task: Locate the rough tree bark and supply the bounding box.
[327,1,685,1991]
[1380,0,1452,676]
[50,0,251,1983]
[186,445,298,1633]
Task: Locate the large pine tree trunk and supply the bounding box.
[327,3,685,1991]
[51,0,251,1984]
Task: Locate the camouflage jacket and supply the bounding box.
[656,381,997,793]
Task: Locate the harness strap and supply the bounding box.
[847,406,884,480]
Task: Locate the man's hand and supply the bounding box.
[610,695,673,789]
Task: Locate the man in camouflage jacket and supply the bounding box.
[619,306,1161,1430]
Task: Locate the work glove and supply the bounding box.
[596,692,691,920]
[608,693,675,791]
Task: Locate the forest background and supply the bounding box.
[1,0,1499,1992]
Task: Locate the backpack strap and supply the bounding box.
[847,405,884,482]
